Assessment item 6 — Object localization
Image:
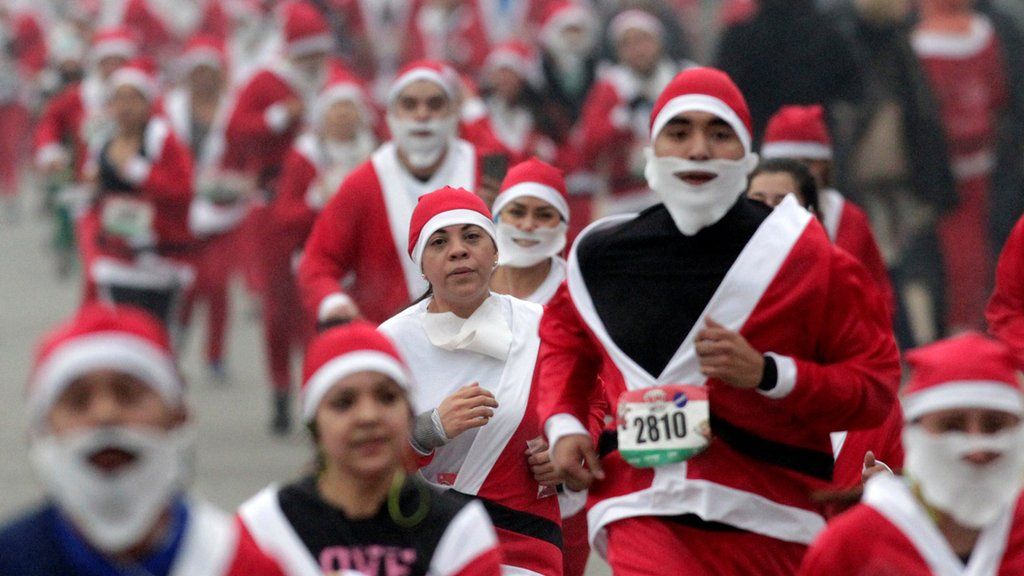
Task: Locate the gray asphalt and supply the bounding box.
[0,194,610,574]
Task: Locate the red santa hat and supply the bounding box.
[540,1,596,50]
[302,321,411,422]
[408,187,496,268]
[108,58,160,102]
[27,304,184,429]
[608,9,666,44]
[178,34,227,76]
[312,66,371,127]
[903,332,1024,421]
[386,60,458,106]
[90,27,138,65]
[649,66,752,154]
[484,41,540,85]
[492,158,571,223]
[761,105,833,161]
[282,1,333,59]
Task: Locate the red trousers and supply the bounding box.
[188,230,240,363]
[937,175,992,332]
[562,509,589,576]
[605,516,806,575]
[261,233,312,391]
[0,102,29,197]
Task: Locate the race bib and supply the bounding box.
[101,197,155,242]
[199,170,252,204]
[617,385,710,468]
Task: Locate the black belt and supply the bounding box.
[597,413,834,482]
[445,490,563,549]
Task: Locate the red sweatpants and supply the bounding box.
[562,509,589,576]
[937,175,992,332]
[0,102,28,197]
[190,230,239,363]
[605,517,806,575]
[261,235,312,391]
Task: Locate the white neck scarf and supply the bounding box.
[421,295,512,361]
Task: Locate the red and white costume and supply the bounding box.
[539,68,901,573]
[913,14,1009,332]
[404,0,491,79]
[988,215,1024,368]
[762,104,896,318]
[239,322,502,576]
[0,6,45,199]
[801,333,1024,575]
[263,72,377,392]
[298,62,485,324]
[802,476,1024,576]
[482,42,559,165]
[79,63,196,321]
[34,28,138,181]
[573,11,686,219]
[378,189,562,575]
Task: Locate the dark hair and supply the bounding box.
[747,158,820,218]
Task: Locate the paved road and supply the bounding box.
[0,195,610,575]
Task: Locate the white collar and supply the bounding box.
[421,294,512,361]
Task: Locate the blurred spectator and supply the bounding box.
[714,0,863,145]
[480,41,561,163]
[912,0,1024,334]
[574,9,691,217]
[829,0,956,347]
[536,1,600,145]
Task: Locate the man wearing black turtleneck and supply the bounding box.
[537,67,900,575]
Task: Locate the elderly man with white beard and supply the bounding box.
[537,66,900,574]
[0,304,285,575]
[299,60,501,326]
[800,332,1024,575]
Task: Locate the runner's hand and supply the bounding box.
[695,317,764,390]
[438,383,498,438]
[526,438,560,487]
[552,434,604,491]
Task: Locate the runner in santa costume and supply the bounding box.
[223,0,332,195]
[0,304,285,576]
[378,187,563,575]
[761,104,895,317]
[539,66,901,575]
[575,9,690,217]
[165,34,247,381]
[35,27,137,184]
[299,61,489,326]
[912,0,1009,333]
[263,68,379,433]
[78,60,197,335]
[488,159,591,576]
[988,215,1024,368]
[800,332,1024,575]
[238,321,503,576]
[0,3,46,213]
[404,0,491,79]
[480,42,561,165]
[744,157,906,516]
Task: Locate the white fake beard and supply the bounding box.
[386,114,457,169]
[29,426,195,553]
[643,148,758,236]
[903,425,1024,529]
[496,221,567,268]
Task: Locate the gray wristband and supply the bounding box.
[411,409,450,454]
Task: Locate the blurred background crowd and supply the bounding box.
[2,0,1023,462]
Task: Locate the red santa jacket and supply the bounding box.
[269,136,321,253]
[538,195,900,552]
[800,474,1024,575]
[914,14,1008,182]
[8,10,47,79]
[988,214,1024,367]
[404,0,491,78]
[34,77,108,179]
[298,139,482,324]
[574,61,683,197]
[79,117,195,267]
[819,188,896,319]
[223,67,307,186]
